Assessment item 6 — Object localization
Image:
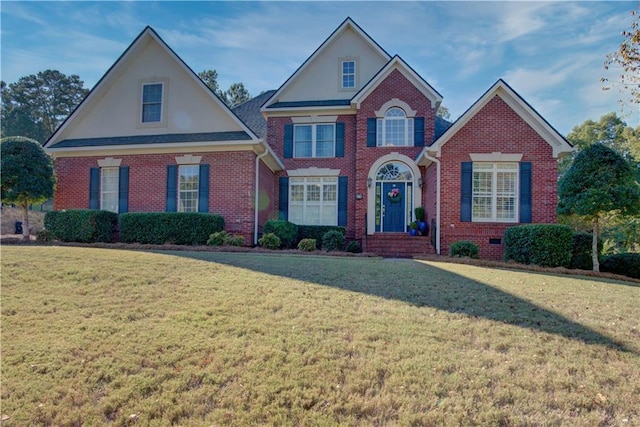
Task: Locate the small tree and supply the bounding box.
[1,136,56,240]
[558,143,640,271]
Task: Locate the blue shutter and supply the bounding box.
[279,177,289,220]
[338,176,348,227]
[284,124,293,158]
[118,166,129,213]
[414,117,425,147]
[519,162,532,223]
[89,168,100,209]
[166,165,177,212]
[460,162,472,222]
[198,164,210,213]
[367,118,377,147]
[335,122,345,157]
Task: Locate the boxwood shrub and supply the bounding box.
[570,232,602,270]
[44,210,118,243]
[119,212,224,245]
[297,225,345,249]
[258,232,281,250]
[322,229,345,252]
[263,220,298,249]
[504,224,573,267]
[449,241,479,259]
[600,253,640,279]
[297,238,317,252]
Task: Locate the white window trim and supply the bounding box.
[138,78,168,129]
[100,167,119,213]
[338,56,359,92]
[376,108,414,147]
[289,177,338,226]
[178,164,199,213]
[472,162,519,223]
[293,123,336,158]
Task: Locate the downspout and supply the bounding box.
[254,146,269,246]
[422,151,441,255]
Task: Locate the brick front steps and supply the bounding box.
[363,233,436,258]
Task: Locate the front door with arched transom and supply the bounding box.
[374,162,413,233]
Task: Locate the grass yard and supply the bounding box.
[1,246,639,426]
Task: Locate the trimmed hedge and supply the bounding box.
[297,225,345,249]
[322,230,345,252]
[119,212,224,245]
[449,241,479,259]
[504,224,573,268]
[570,232,602,270]
[600,253,640,279]
[258,233,281,250]
[263,220,298,249]
[44,210,118,243]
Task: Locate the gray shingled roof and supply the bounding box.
[434,116,452,141]
[51,131,252,148]
[232,90,276,139]
[266,99,352,109]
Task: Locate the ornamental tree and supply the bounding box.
[558,143,640,271]
[1,136,56,240]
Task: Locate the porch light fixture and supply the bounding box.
[418,177,423,187]
[367,177,373,188]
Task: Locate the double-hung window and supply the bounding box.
[289,177,338,225]
[141,83,163,123]
[178,165,199,212]
[100,167,119,213]
[377,107,414,147]
[342,60,356,89]
[472,162,518,222]
[294,124,335,158]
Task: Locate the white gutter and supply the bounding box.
[254,148,269,245]
[422,151,441,255]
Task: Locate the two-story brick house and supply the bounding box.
[45,18,573,259]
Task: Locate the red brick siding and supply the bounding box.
[54,151,259,243]
[438,95,558,260]
[258,157,276,235]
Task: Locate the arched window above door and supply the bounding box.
[376,162,413,181]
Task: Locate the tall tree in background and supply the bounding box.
[1,136,56,240]
[1,70,89,142]
[602,8,640,107]
[197,70,251,108]
[436,105,451,120]
[558,144,640,271]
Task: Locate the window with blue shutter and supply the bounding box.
[460,162,473,222]
[166,165,178,212]
[519,162,532,223]
[118,167,129,213]
[283,124,293,158]
[335,122,345,157]
[198,164,210,213]
[279,177,289,220]
[89,168,100,209]
[338,176,348,226]
[367,118,377,147]
[414,117,425,147]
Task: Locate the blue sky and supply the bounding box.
[1,1,637,135]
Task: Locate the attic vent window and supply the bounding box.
[142,83,163,123]
[342,60,355,89]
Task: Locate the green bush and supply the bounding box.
[570,232,602,270]
[449,241,479,259]
[207,231,228,246]
[258,233,281,250]
[297,238,317,252]
[504,224,573,267]
[36,229,55,242]
[346,241,362,253]
[226,235,245,247]
[44,210,118,243]
[600,253,640,279]
[119,213,224,245]
[322,230,345,252]
[297,225,345,249]
[263,220,298,248]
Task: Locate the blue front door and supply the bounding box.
[382,183,405,232]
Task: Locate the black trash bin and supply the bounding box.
[15,221,23,235]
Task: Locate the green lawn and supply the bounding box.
[1,246,639,426]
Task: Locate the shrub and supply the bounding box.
[297,225,345,249]
[414,206,426,222]
[322,230,345,252]
[449,241,479,259]
[570,232,602,270]
[36,229,55,242]
[226,235,245,247]
[504,224,573,268]
[297,238,317,252]
[346,241,362,253]
[207,231,228,246]
[44,210,118,243]
[119,213,224,245]
[258,233,281,250]
[600,253,640,279]
[263,220,298,249]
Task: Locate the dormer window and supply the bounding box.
[341,60,356,89]
[141,82,163,123]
